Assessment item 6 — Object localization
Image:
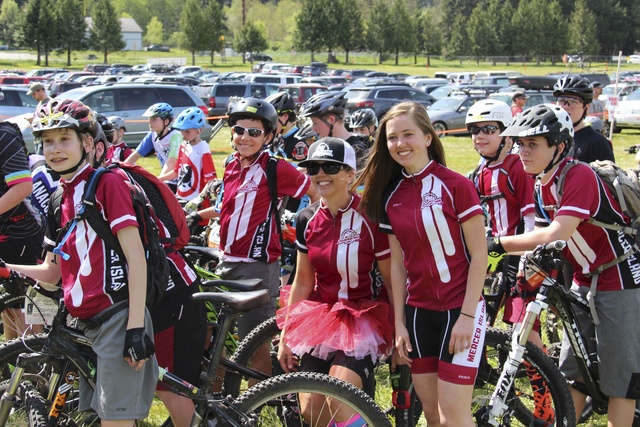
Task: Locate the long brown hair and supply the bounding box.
[355,102,446,222]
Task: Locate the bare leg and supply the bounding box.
[157,389,195,427]
[607,396,635,427]
[412,373,441,426]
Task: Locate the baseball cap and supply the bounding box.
[298,137,357,170]
[592,81,602,88]
[27,83,44,96]
[512,92,528,100]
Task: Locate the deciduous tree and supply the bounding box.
[0,0,20,48]
[56,0,88,66]
[179,0,209,65]
[234,21,268,62]
[144,17,164,46]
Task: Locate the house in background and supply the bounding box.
[84,17,143,51]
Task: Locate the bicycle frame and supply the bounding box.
[482,241,608,425]
[0,290,272,427]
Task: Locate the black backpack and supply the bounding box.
[49,165,178,309]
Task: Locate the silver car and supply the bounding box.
[427,95,485,137]
[59,84,212,146]
[0,86,38,121]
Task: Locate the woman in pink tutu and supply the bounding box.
[277,137,393,427]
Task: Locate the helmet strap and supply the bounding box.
[278,117,288,134]
[58,149,88,176]
[542,145,564,174]
[480,138,507,168]
[318,116,334,137]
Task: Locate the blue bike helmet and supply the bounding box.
[142,102,174,120]
[174,107,206,130]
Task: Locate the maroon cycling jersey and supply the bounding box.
[219,151,310,262]
[44,165,198,319]
[296,195,390,304]
[476,154,535,236]
[535,158,640,291]
[105,141,133,165]
[381,161,484,311]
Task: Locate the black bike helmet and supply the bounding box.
[501,103,574,174]
[96,113,114,144]
[553,75,594,103]
[228,97,278,134]
[266,92,296,114]
[299,92,347,118]
[349,108,378,128]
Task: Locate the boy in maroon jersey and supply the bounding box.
[489,103,640,427]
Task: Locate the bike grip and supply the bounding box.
[544,240,566,251]
[0,267,11,278]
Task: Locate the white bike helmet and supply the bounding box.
[465,99,512,129]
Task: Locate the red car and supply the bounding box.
[278,83,329,110]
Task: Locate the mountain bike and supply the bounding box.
[0,279,391,427]
[474,240,640,426]
[568,54,591,71]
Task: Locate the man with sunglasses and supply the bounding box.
[215,97,311,379]
[553,75,614,164]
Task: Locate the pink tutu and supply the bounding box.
[276,294,393,363]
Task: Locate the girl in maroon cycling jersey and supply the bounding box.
[277,137,393,426]
[357,102,487,427]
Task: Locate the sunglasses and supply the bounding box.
[468,124,500,135]
[556,97,584,107]
[306,163,345,176]
[232,125,265,137]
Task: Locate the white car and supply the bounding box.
[627,55,640,64]
[612,88,640,131]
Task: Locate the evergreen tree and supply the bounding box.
[365,0,391,64]
[335,0,364,64]
[415,8,442,66]
[387,0,415,65]
[179,0,209,65]
[468,3,496,64]
[22,0,46,65]
[487,0,515,59]
[234,21,268,61]
[293,0,324,61]
[90,0,126,63]
[568,0,599,55]
[447,13,469,59]
[205,1,225,65]
[56,0,88,66]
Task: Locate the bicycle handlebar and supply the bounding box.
[544,240,566,252]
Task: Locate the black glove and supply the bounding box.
[123,328,155,362]
[487,236,507,273]
[186,212,202,234]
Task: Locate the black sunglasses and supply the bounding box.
[468,124,500,135]
[306,163,345,176]
[232,125,265,137]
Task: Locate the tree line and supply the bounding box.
[1,0,637,66]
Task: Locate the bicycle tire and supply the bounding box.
[473,327,576,427]
[0,334,47,383]
[224,316,284,398]
[581,60,591,70]
[21,381,48,427]
[232,371,392,427]
[0,292,26,341]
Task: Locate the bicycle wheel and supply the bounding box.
[0,334,47,382]
[581,60,591,70]
[473,328,576,427]
[232,371,392,426]
[224,316,283,398]
[0,292,26,341]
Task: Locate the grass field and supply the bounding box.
[132,121,640,426]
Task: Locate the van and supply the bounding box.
[448,72,475,84]
[433,72,452,80]
[243,73,301,85]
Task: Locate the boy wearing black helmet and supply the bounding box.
[215,97,312,376]
[553,75,614,164]
[299,92,368,167]
[488,104,640,427]
[266,91,309,162]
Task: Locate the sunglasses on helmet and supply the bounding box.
[232,125,265,137]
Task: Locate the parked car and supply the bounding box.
[599,83,640,109]
[175,66,203,74]
[243,73,301,85]
[145,45,170,52]
[302,62,328,77]
[429,84,467,100]
[207,82,280,118]
[489,89,555,109]
[0,86,38,122]
[278,83,329,109]
[0,74,27,85]
[56,84,211,146]
[409,78,449,92]
[246,52,273,62]
[261,63,291,74]
[25,68,67,78]
[627,55,640,64]
[49,80,85,97]
[426,94,486,137]
[344,85,435,121]
[341,69,373,81]
[84,64,110,74]
[612,88,640,132]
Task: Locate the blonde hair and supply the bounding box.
[355,102,446,222]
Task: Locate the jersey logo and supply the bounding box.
[338,229,360,245]
[238,178,259,194]
[421,192,443,210]
[293,141,308,160]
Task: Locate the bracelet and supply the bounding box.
[460,312,475,319]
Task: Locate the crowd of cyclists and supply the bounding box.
[0,71,636,427]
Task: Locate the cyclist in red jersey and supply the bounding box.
[489,103,640,427]
[276,137,393,426]
[357,102,487,427]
